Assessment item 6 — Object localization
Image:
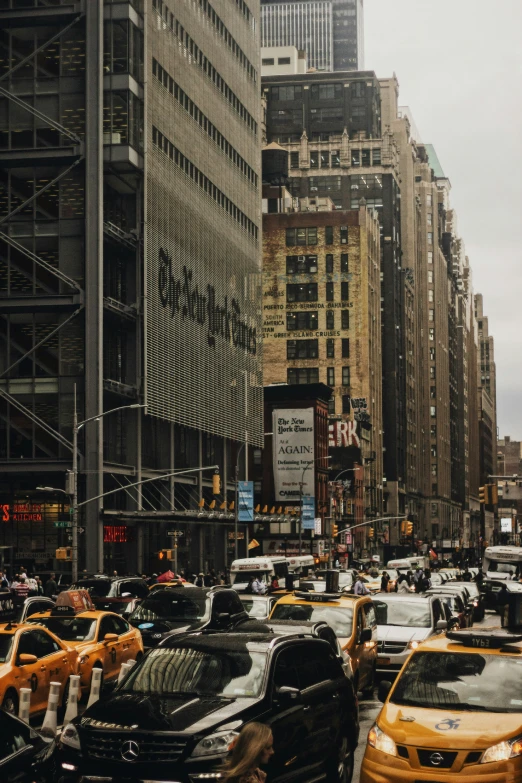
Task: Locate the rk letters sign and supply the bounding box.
[273,408,315,501]
[158,249,257,355]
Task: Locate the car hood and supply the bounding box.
[80,691,257,733]
[130,619,203,635]
[377,625,433,643]
[379,702,522,750]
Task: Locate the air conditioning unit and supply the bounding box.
[310,187,318,191]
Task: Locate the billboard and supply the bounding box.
[146,138,263,445]
[273,408,314,501]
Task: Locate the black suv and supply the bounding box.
[0,708,55,782]
[69,577,149,613]
[127,586,249,647]
[58,631,359,783]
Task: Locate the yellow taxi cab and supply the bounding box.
[148,580,189,593]
[26,590,144,693]
[0,619,78,716]
[361,626,522,782]
[269,589,377,695]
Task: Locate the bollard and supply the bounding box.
[18,687,31,723]
[40,681,60,738]
[126,658,136,671]
[87,668,103,709]
[118,661,131,684]
[64,674,81,724]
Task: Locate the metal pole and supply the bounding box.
[72,385,78,584]
[235,461,239,562]
[174,536,178,575]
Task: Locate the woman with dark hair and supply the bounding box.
[223,723,274,783]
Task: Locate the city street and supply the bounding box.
[352,610,501,782]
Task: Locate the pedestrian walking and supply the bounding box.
[418,569,432,592]
[396,573,411,593]
[34,576,44,595]
[353,574,370,596]
[44,573,58,597]
[12,575,30,600]
[380,571,390,593]
[222,722,274,783]
[195,572,205,587]
[252,575,266,595]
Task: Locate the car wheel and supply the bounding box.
[2,689,18,715]
[329,738,354,783]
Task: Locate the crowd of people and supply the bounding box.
[0,567,57,599]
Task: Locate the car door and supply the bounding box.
[97,615,122,681]
[112,615,139,664]
[265,645,307,783]
[14,630,49,714]
[351,604,366,688]
[31,628,70,704]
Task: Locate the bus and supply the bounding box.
[230,556,289,591]
[483,546,522,579]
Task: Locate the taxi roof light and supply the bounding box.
[293,591,342,603]
[447,628,522,649]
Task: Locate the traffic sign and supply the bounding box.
[301,496,315,530]
[54,521,71,528]
[167,530,183,537]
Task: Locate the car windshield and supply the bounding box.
[71,580,110,597]
[374,599,431,628]
[0,634,13,663]
[392,651,522,713]
[129,591,209,622]
[240,599,270,618]
[271,604,353,637]
[232,571,267,584]
[27,617,97,642]
[120,644,267,698]
[488,562,520,575]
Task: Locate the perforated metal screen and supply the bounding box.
[146,143,263,446]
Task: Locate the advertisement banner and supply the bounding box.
[273,408,314,501]
[238,481,254,522]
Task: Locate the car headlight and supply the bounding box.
[481,736,522,764]
[408,640,419,650]
[191,730,239,758]
[60,723,81,751]
[367,723,397,757]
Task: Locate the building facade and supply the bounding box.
[0,0,262,576]
[261,0,363,72]
[262,202,383,551]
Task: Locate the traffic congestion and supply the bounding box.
[0,547,521,782]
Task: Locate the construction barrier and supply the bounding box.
[18,687,31,723]
[127,658,136,671]
[117,661,131,683]
[86,668,103,709]
[64,674,81,724]
[41,681,60,737]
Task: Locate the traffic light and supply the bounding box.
[158,551,165,560]
[368,527,374,539]
[489,484,498,505]
[479,485,492,505]
[479,486,486,504]
[400,520,407,535]
[332,523,338,537]
[406,520,413,536]
[212,472,221,494]
[165,549,173,559]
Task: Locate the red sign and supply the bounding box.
[328,421,360,449]
[104,525,128,543]
[2,503,43,522]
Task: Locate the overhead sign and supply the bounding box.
[238,481,254,522]
[273,408,315,501]
[501,518,513,533]
[328,420,360,449]
[301,496,315,530]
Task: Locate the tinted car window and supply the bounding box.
[130,591,209,623]
[0,634,13,662]
[212,591,244,617]
[27,617,96,642]
[273,647,300,690]
[25,600,53,618]
[295,645,339,689]
[99,615,121,639]
[241,598,271,618]
[271,604,354,637]
[363,603,377,628]
[72,580,111,597]
[111,580,148,599]
[17,631,37,657]
[318,626,339,655]
[374,600,431,628]
[0,712,31,759]
[112,616,130,635]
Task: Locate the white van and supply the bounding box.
[286,555,315,576]
[387,556,429,572]
[230,556,289,591]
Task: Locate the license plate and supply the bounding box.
[377,657,390,665]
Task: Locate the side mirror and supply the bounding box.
[378,680,392,703]
[448,617,460,630]
[104,633,118,642]
[359,628,372,644]
[18,654,38,666]
[436,619,447,631]
[276,685,301,705]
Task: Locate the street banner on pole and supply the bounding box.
[238,481,254,522]
[302,496,315,530]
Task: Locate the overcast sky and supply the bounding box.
[365,0,522,441]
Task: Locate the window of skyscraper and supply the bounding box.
[340,226,348,244]
[287,311,318,331]
[362,149,371,166]
[326,339,335,358]
[326,254,334,272]
[341,253,348,272]
[342,367,350,386]
[326,311,335,329]
[286,227,317,246]
[331,150,341,167]
[287,339,319,359]
[286,283,318,302]
[270,85,303,101]
[278,57,291,64]
[341,310,350,329]
[325,227,334,245]
[310,151,319,168]
[262,58,274,65]
[352,149,360,167]
[320,151,329,168]
[290,151,299,169]
[328,398,336,415]
[287,368,319,385]
[286,255,318,274]
[342,339,350,358]
[342,395,351,413]
[351,82,365,97]
[309,177,341,192]
[326,282,334,301]
[310,84,343,100]
[372,148,381,165]
[341,282,349,300]
[327,367,335,386]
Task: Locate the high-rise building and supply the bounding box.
[261,0,364,72]
[262,200,383,551]
[475,294,498,484]
[0,0,262,575]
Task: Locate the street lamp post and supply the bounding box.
[328,466,359,567]
[39,396,145,583]
[299,455,331,555]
